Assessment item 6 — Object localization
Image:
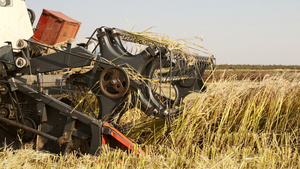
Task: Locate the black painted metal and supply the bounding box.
[19,46,95,74]
[0,26,214,155]
[0,116,59,142]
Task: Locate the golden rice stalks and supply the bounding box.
[2,134,299,168]
[1,74,300,168]
[120,29,213,64]
[127,75,300,151]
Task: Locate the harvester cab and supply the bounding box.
[0,0,215,155]
[0,0,33,48]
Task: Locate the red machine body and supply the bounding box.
[33,9,81,45]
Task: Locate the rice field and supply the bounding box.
[1,69,300,169]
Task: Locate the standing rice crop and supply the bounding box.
[1,74,300,168]
[127,74,300,163]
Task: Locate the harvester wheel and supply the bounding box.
[20,117,37,143]
[99,66,130,99]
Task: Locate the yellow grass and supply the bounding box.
[1,73,300,168]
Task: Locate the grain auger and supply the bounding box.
[0,2,214,155]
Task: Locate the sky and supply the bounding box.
[25,0,300,65]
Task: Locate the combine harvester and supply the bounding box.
[0,0,215,155]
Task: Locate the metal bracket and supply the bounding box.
[8,77,18,91]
